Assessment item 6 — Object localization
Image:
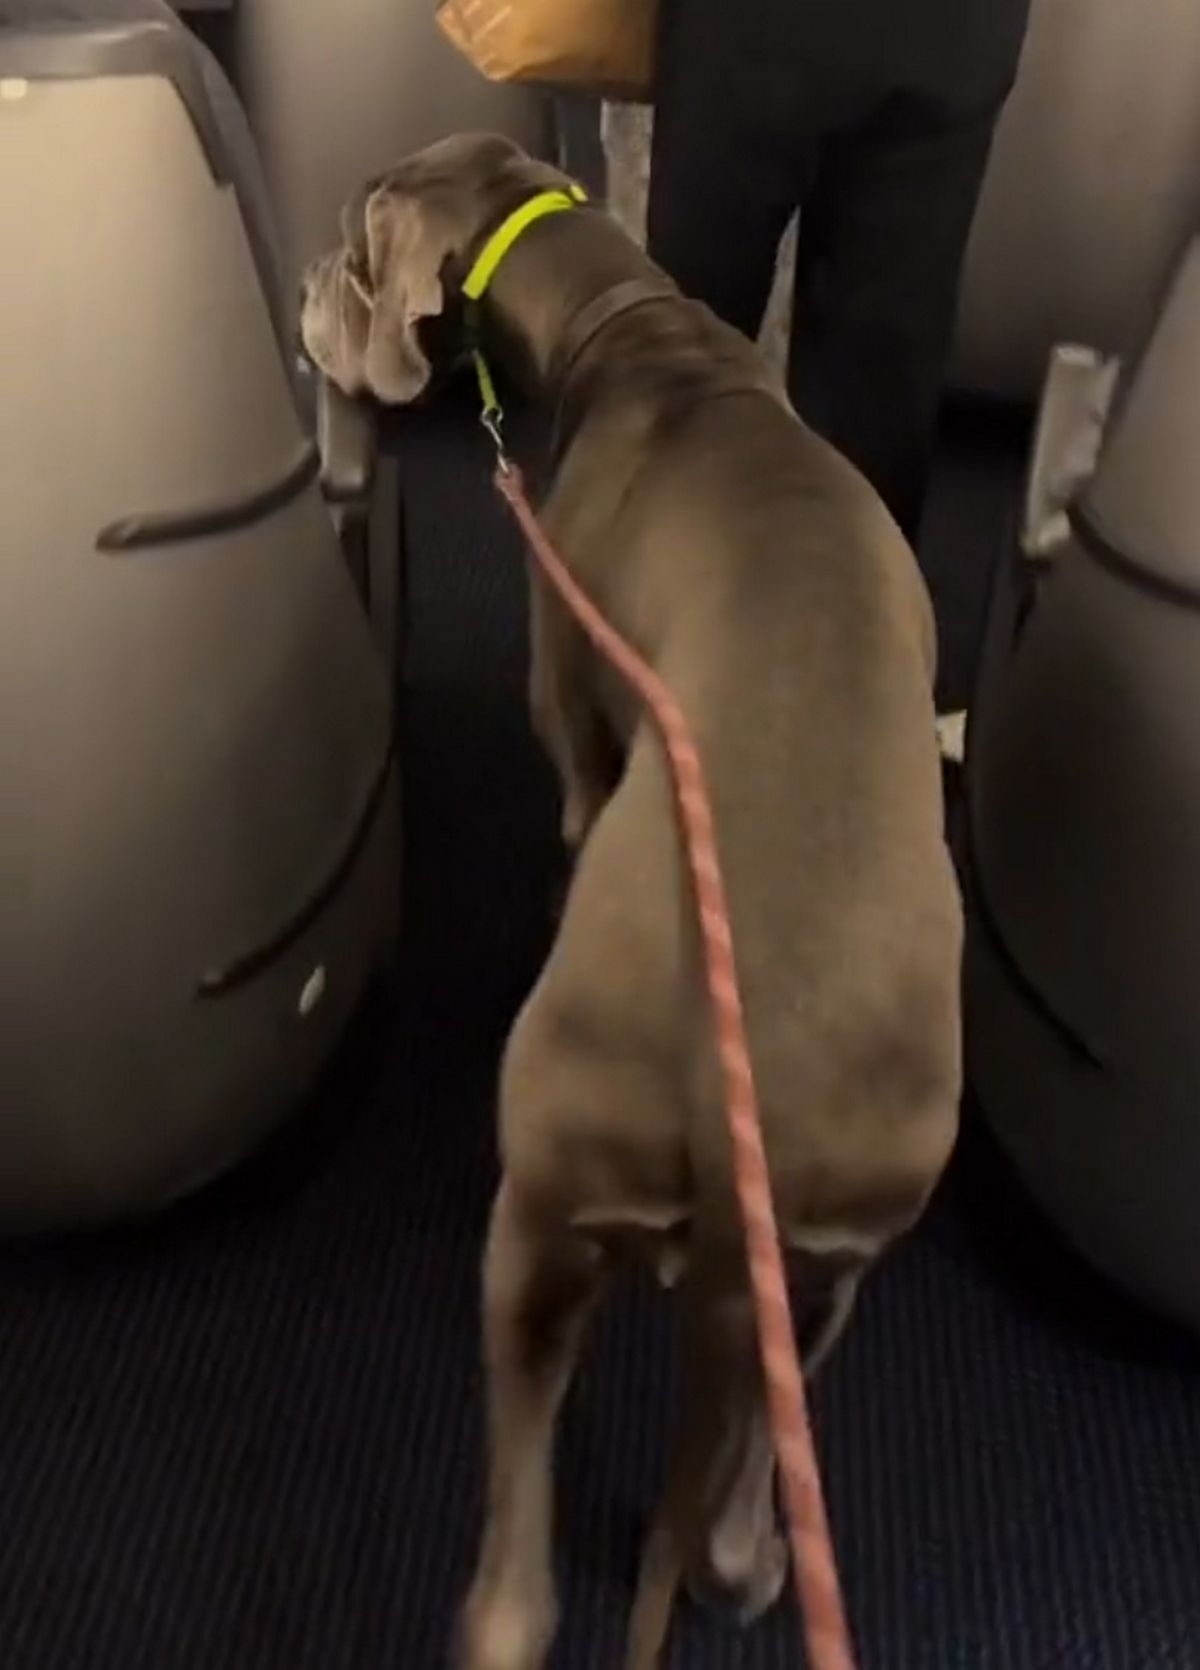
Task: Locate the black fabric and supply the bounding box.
[647,0,1030,544]
[2,394,1198,1670]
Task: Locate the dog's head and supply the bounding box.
[299,132,571,405]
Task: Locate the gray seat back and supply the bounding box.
[0,25,395,1227]
[954,0,1200,398]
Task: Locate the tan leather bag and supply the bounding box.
[436,0,656,103]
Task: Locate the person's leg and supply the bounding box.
[789,102,1003,546]
[647,0,802,343]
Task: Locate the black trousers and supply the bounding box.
[648,0,1031,544]
[555,93,609,200]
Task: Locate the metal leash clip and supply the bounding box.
[474,350,513,476]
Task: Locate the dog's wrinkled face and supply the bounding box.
[300,132,569,405]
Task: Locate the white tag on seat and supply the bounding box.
[1022,344,1121,559]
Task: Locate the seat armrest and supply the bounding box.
[317,376,377,506]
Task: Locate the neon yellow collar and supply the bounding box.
[462,184,588,303]
[464,184,588,465]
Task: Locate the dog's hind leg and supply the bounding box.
[688,1397,786,1625]
[691,1260,863,1622]
[460,1180,607,1670]
[794,1261,863,1374]
[624,1251,865,1670]
[623,1250,764,1670]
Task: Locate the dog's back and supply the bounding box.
[515,307,963,1267]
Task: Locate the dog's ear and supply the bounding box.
[358,183,452,404]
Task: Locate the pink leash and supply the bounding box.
[494,461,859,1670]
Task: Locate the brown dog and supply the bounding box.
[302,133,963,1670]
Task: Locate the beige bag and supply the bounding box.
[436,0,656,103]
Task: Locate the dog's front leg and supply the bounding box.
[528,573,620,848]
[460,1180,606,1670]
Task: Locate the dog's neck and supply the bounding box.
[468,207,662,406]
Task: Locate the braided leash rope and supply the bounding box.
[494,461,858,1670]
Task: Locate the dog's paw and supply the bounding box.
[686,1527,788,1626]
[458,1584,555,1670]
